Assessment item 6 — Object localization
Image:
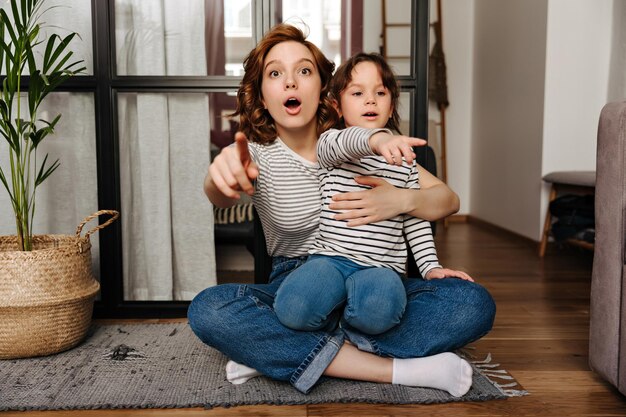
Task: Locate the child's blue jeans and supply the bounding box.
[273,255,407,334]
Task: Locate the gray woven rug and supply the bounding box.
[0,323,526,411]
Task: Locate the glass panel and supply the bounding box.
[385,0,412,24]
[115,0,254,76]
[0,0,93,75]
[276,0,412,75]
[224,0,254,76]
[206,93,255,285]
[386,57,411,77]
[118,92,236,301]
[281,1,342,65]
[385,27,411,56]
[398,91,411,135]
[381,0,411,75]
[0,93,99,273]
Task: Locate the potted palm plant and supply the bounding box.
[0,0,118,359]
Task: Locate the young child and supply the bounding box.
[273,52,473,336]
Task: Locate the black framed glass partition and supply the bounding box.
[0,0,430,317]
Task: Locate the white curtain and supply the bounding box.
[0,0,93,74]
[116,0,216,300]
[30,95,99,276]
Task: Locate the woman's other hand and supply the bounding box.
[329,176,408,227]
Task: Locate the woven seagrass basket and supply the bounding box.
[0,210,119,359]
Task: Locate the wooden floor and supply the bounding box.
[3,222,626,416]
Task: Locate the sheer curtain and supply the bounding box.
[116,0,216,300]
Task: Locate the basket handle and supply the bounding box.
[75,210,120,240]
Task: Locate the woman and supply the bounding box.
[188,24,495,397]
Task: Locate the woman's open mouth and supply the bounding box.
[284,97,302,115]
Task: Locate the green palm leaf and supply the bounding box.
[0,0,84,250]
[34,153,59,186]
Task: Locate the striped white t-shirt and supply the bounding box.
[310,126,442,277]
[248,139,320,257]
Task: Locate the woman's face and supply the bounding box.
[338,61,393,129]
[261,41,322,138]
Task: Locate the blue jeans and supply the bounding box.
[188,256,496,394]
[274,255,406,334]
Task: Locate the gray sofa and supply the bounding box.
[589,101,626,396]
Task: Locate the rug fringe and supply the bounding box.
[464,351,529,398]
[499,388,529,397]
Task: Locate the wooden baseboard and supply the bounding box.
[445,214,468,223]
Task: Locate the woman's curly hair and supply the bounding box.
[330,52,401,133]
[231,24,339,144]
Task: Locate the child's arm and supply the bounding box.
[404,215,442,278]
[317,127,425,168]
[402,161,442,277]
[317,127,386,167]
[404,165,473,281]
[404,203,473,281]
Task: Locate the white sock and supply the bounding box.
[225,360,262,385]
[391,352,473,397]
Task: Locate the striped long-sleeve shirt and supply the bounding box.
[248,139,321,257]
[310,126,442,277]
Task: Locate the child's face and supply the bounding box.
[338,61,393,129]
[260,41,322,138]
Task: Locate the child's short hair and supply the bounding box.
[232,24,339,144]
[330,52,401,133]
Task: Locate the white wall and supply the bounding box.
[539,0,613,237]
[430,0,474,214]
[470,0,548,240]
[438,0,612,240]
